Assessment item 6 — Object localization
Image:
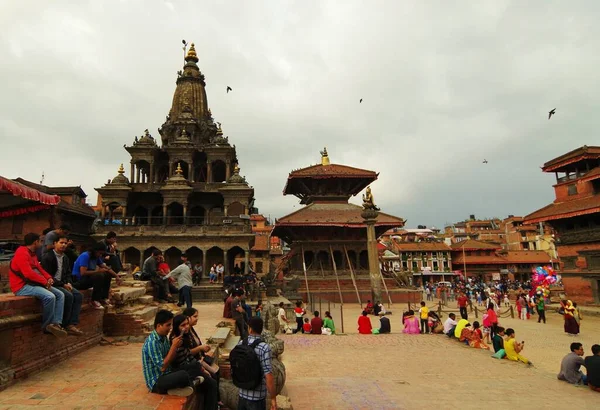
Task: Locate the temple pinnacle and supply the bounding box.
[118,164,125,174]
[320,147,330,166]
[185,42,198,62]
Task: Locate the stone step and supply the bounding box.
[133,305,159,322]
[209,327,231,346]
[111,286,148,304]
[222,334,240,353]
[138,295,154,305]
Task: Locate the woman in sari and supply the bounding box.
[169,314,219,410]
[402,310,420,334]
[563,300,579,335]
[468,321,490,350]
[358,310,372,334]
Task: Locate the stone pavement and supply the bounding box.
[0,302,598,409]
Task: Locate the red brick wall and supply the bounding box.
[103,312,150,337]
[562,275,598,305]
[0,292,104,391]
[0,210,52,243]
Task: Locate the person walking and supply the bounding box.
[536,295,546,324]
[457,292,469,320]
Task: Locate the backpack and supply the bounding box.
[230,338,263,390]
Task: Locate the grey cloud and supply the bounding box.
[1,0,599,228]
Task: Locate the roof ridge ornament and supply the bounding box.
[185,42,199,63]
[320,147,330,166]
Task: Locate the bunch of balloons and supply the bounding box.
[531,265,557,286]
[535,285,550,299]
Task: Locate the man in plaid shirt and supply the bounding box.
[237,317,277,410]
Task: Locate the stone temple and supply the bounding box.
[93,43,255,273]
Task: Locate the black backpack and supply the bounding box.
[230,338,263,389]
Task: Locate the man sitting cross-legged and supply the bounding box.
[41,234,84,336]
[9,233,67,337]
[142,310,204,397]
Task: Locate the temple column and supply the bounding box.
[163,204,168,225]
[224,204,228,217]
[205,207,210,225]
[101,204,106,219]
[362,209,382,303]
[130,163,135,183]
[183,202,188,224]
[122,205,127,225]
[223,249,228,275]
[188,163,193,182]
[136,167,141,184]
[202,251,207,276]
[139,252,144,269]
[225,159,231,181]
[244,249,250,274]
[169,162,174,177]
[206,160,213,183]
[149,162,154,184]
[244,206,249,215]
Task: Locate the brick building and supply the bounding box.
[92,43,255,274]
[443,216,504,244]
[450,239,555,281]
[385,239,453,285]
[502,216,557,259]
[525,145,600,304]
[0,176,95,248]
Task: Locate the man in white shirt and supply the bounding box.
[443,313,458,337]
[166,253,194,309]
[278,302,289,333]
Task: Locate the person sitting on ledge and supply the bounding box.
[311,311,324,335]
[378,316,391,334]
[403,310,420,334]
[41,234,83,336]
[72,242,122,310]
[365,300,374,315]
[323,311,335,335]
[443,313,458,337]
[302,317,312,333]
[358,310,373,334]
[585,344,600,393]
[9,232,67,338]
[558,342,586,385]
[504,328,532,366]
[142,309,203,397]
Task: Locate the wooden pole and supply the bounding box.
[301,246,311,309]
[319,260,325,278]
[342,245,362,308]
[377,256,393,308]
[329,246,345,307]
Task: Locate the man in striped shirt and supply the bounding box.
[142,310,202,396]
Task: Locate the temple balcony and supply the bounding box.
[128,181,227,193]
[94,222,252,236]
[558,226,600,245]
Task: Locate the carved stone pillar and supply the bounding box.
[130,163,135,183]
[224,204,228,217]
[149,162,154,184]
[163,204,168,225]
[225,159,231,181]
[202,251,207,275]
[244,249,250,274]
[188,163,193,182]
[122,205,127,225]
[206,160,213,183]
[101,204,106,219]
[169,162,173,176]
[223,249,228,275]
[183,202,188,224]
[139,252,144,269]
[136,167,141,184]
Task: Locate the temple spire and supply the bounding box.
[186,43,199,63]
[320,147,330,166]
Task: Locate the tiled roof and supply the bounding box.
[288,163,377,179]
[451,254,508,265]
[251,235,270,251]
[543,146,600,172]
[14,178,87,197]
[449,239,501,250]
[452,250,555,265]
[502,250,556,264]
[393,240,451,251]
[524,194,600,224]
[275,202,404,228]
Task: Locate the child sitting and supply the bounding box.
[302,317,312,333]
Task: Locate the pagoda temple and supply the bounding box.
[273,149,412,302]
[94,43,255,272]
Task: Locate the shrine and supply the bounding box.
[94,43,255,273]
[273,149,418,303]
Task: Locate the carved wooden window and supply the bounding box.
[588,255,600,269]
[562,257,577,269]
[567,184,577,196]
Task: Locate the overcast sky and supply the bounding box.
[1,0,599,228]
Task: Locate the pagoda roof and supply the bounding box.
[542,145,600,172]
[452,250,556,265]
[273,202,404,229]
[288,163,377,179]
[579,166,600,183]
[524,194,600,224]
[449,239,502,251]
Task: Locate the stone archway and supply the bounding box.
[143,246,160,260]
[228,246,245,274]
[167,202,184,225]
[122,247,141,268]
[206,246,223,271]
[185,246,203,272]
[164,246,182,270]
[212,160,227,183]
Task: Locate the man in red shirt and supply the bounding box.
[9,233,67,337]
[457,292,469,320]
[310,311,324,335]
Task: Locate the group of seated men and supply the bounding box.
[8,228,122,337]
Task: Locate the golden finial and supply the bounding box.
[234,163,240,174]
[118,164,125,174]
[176,163,183,175]
[185,43,199,62]
[320,147,330,166]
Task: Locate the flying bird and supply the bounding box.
[359,98,363,103]
[483,159,488,164]
[227,86,232,93]
[548,108,556,119]
[182,39,187,45]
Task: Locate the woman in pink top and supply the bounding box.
[403,310,420,334]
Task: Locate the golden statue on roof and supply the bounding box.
[362,186,380,211]
[320,147,330,166]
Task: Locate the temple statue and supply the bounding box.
[362,186,380,211]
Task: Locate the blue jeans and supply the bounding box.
[179,285,192,308]
[238,397,266,410]
[16,284,64,330]
[55,286,82,326]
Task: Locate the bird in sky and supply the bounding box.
[548,108,556,119]
[483,159,488,164]
[227,86,232,93]
[359,98,363,103]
